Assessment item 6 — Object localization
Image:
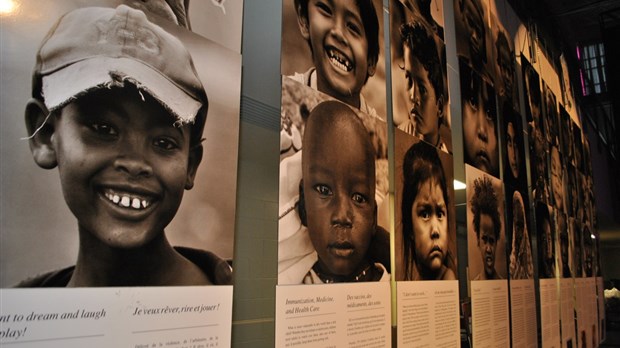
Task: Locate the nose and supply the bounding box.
[331,194,353,228]
[430,218,440,239]
[114,137,153,178]
[329,16,348,45]
[409,82,420,106]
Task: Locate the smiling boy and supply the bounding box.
[19,5,231,287]
[292,0,379,114]
[299,101,387,283]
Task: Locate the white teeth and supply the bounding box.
[104,191,151,210]
[328,49,352,72]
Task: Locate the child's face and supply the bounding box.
[303,118,375,277]
[50,88,200,249]
[463,81,498,175]
[303,0,374,100]
[404,50,441,143]
[512,196,525,249]
[506,122,519,179]
[497,41,514,98]
[411,179,448,276]
[461,0,485,67]
[477,213,497,277]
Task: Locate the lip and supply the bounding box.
[328,241,355,258]
[325,45,353,74]
[97,184,160,220]
[429,245,443,258]
[475,150,490,167]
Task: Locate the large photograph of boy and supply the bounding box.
[280,0,387,119]
[394,130,457,281]
[0,1,240,287]
[466,165,507,280]
[389,0,451,153]
[278,78,389,284]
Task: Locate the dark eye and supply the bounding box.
[347,21,362,36]
[90,121,117,136]
[314,184,332,197]
[351,193,368,204]
[468,96,478,111]
[153,137,180,151]
[419,208,430,220]
[315,1,332,16]
[437,208,446,219]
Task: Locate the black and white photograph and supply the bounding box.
[466,165,507,281]
[557,211,572,278]
[500,103,526,191]
[460,58,500,178]
[280,0,387,120]
[390,0,452,153]
[490,12,518,110]
[394,130,457,281]
[278,78,389,284]
[506,188,534,280]
[454,0,490,76]
[571,217,583,278]
[536,202,556,279]
[0,0,241,287]
[543,83,560,146]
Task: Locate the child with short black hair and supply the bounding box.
[399,19,447,152]
[19,5,231,287]
[291,0,380,115]
[299,100,388,283]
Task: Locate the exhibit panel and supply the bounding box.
[0,1,241,346]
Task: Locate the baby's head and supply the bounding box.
[299,100,377,278]
[400,19,444,144]
[401,140,449,279]
[25,5,208,248]
[294,0,379,102]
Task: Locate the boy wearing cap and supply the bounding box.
[19,5,231,287]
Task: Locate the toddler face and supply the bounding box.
[404,51,440,144]
[410,179,448,277]
[51,87,199,248]
[305,0,373,101]
[303,107,376,277]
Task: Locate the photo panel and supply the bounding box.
[557,211,572,278]
[559,105,573,159]
[500,102,527,191]
[550,143,566,213]
[389,0,452,153]
[567,163,580,219]
[454,0,493,77]
[543,82,560,147]
[490,12,518,110]
[1,0,240,288]
[466,165,507,281]
[505,185,534,280]
[536,202,556,279]
[572,120,584,172]
[280,0,387,119]
[394,129,457,281]
[460,58,500,179]
[571,217,584,278]
[278,77,389,285]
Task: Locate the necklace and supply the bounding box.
[312,263,379,283]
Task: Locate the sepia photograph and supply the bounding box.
[394,130,457,281]
[466,165,507,281]
[278,78,389,284]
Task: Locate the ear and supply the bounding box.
[25,99,57,169]
[367,60,377,77]
[185,143,203,190]
[436,95,445,125]
[297,180,308,226]
[296,2,310,40]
